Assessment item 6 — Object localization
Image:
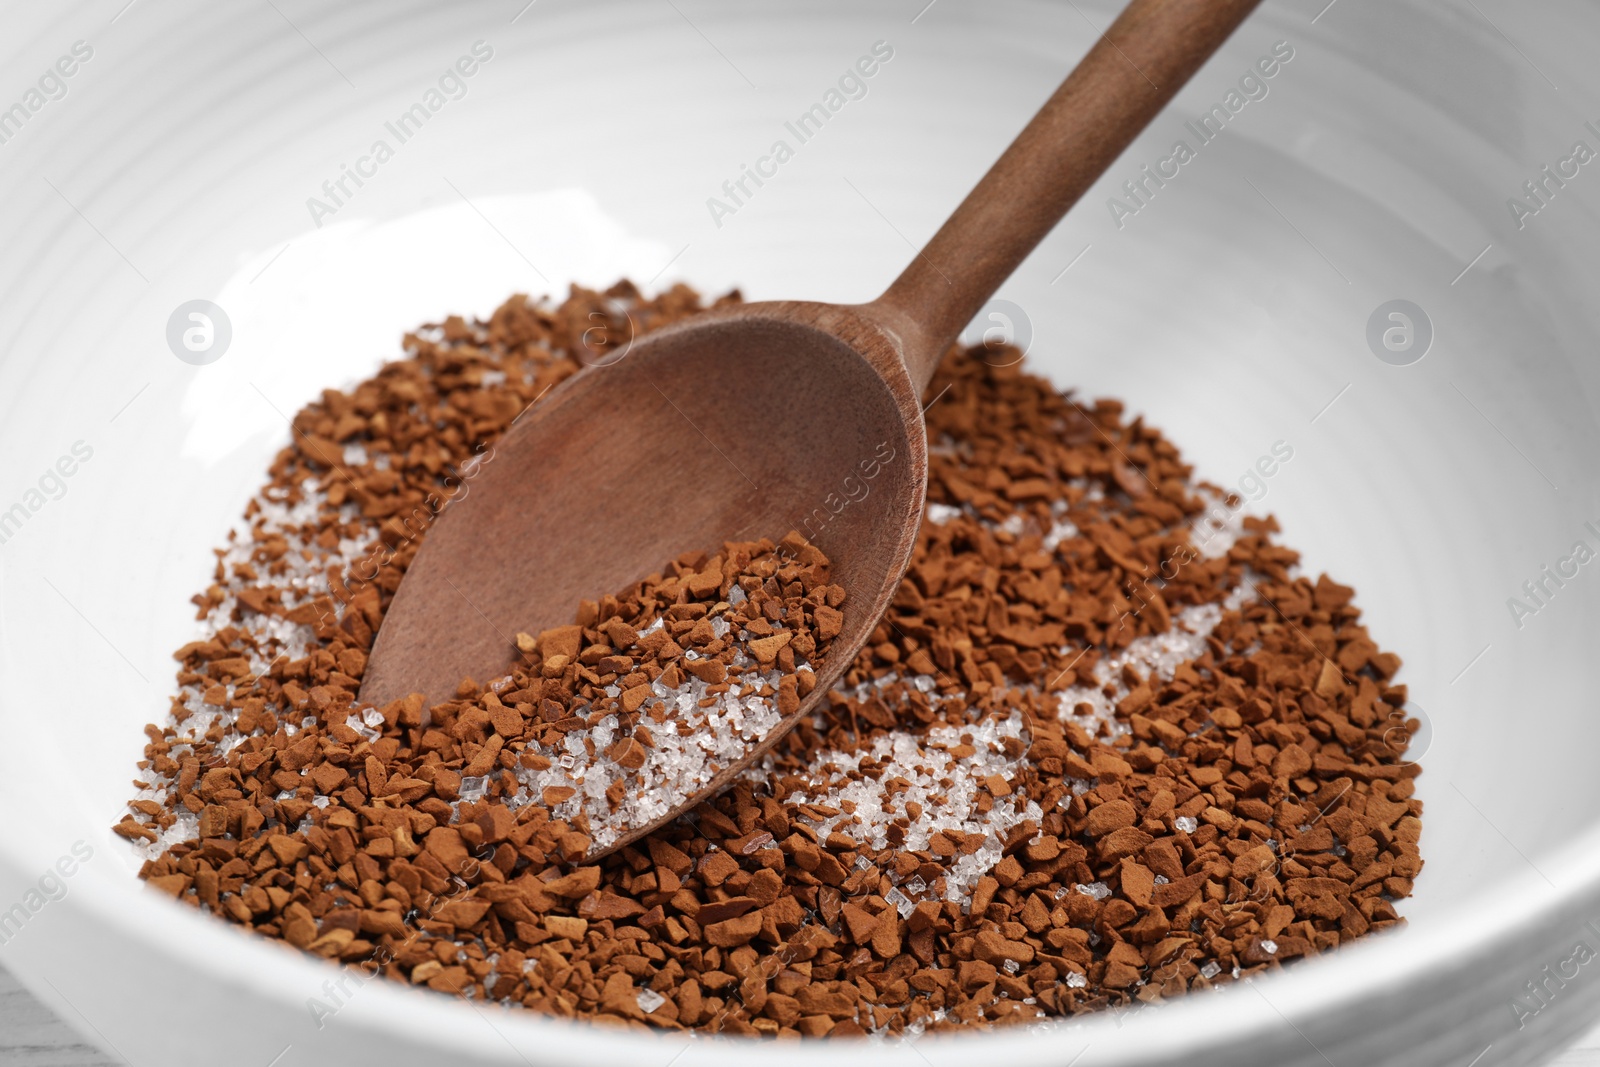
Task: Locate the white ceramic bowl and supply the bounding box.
[4,2,1600,1064]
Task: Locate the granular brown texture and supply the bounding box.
[500,533,842,855]
[118,282,1422,1037]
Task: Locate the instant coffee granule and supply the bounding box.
[117,281,1423,1037]
[503,533,843,854]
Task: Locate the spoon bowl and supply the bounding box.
[361,300,932,747]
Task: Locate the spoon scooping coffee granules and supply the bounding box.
[504,533,844,855]
[117,282,1422,1037]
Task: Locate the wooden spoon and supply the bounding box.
[361,0,1262,857]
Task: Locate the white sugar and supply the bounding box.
[345,712,379,742]
[132,811,199,863]
[494,636,794,853]
[1054,590,1250,738]
[763,707,1040,904]
[1191,488,1247,558]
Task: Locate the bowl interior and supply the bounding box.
[2,0,1598,1063]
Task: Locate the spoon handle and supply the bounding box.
[872,0,1263,389]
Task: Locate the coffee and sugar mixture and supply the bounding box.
[505,531,845,854]
[116,282,1422,1038]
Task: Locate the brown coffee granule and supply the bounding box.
[501,533,842,854]
[117,281,1422,1038]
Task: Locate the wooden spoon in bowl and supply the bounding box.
[361,0,1262,857]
